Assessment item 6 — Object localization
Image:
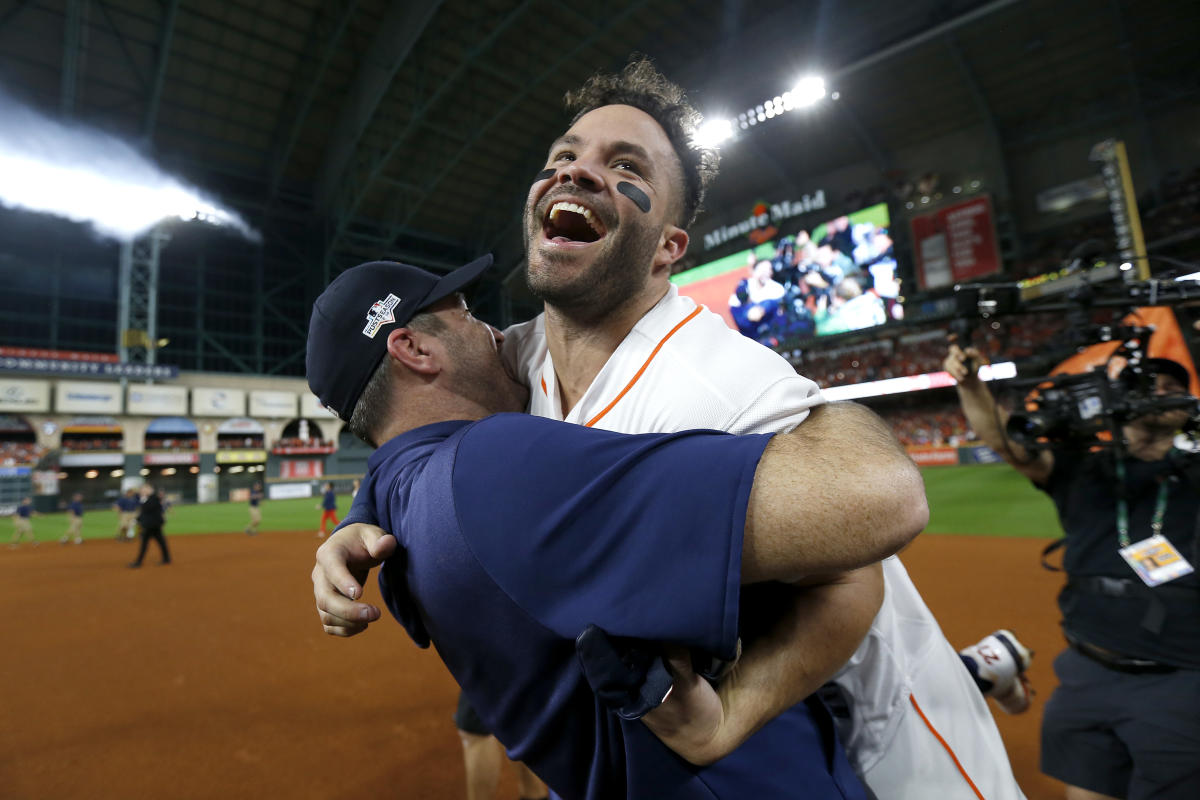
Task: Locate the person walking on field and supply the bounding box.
[60,493,84,545]
[9,496,37,547]
[114,488,139,541]
[246,481,264,536]
[316,482,338,539]
[128,483,170,568]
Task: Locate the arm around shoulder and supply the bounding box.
[741,401,929,584]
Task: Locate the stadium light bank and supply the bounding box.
[693,74,831,149]
[0,86,258,243]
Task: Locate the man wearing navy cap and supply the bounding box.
[306,254,927,799]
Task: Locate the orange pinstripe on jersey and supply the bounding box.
[909,694,986,800]
[584,307,702,429]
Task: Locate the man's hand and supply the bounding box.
[312,524,397,637]
[944,342,987,386]
[640,648,728,766]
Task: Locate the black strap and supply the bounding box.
[1069,574,1199,600]
[1067,575,1198,636]
[1067,637,1177,674]
[1041,538,1066,571]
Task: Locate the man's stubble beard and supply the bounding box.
[442,327,529,415]
[524,215,662,325]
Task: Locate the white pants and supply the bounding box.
[859,638,1026,799]
[835,558,1026,800]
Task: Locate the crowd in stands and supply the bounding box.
[144,436,199,451]
[0,440,44,467]
[61,436,123,452]
[270,437,334,451]
[1143,165,1200,251]
[217,436,265,450]
[879,403,974,448]
[790,311,1068,389]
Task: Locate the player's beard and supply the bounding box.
[440,324,530,415]
[524,211,661,325]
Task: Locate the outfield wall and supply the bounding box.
[0,370,360,509]
[906,444,1002,466]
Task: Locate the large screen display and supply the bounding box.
[672,202,901,345]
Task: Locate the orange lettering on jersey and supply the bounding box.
[584,307,702,429]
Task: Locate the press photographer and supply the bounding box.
[944,339,1200,800]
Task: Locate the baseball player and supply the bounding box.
[316,481,338,538]
[114,488,139,540]
[317,59,1028,798]
[246,481,264,536]
[9,496,37,546]
[60,493,84,545]
[307,256,928,798]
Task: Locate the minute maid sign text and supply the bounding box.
[702,190,827,251]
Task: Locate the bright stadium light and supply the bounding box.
[694,117,734,148]
[791,75,826,107]
[0,86,259,243]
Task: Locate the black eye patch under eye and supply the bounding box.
[617,182,651,213]
[534,169,556,183]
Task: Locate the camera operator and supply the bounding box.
[944,344,1200,800]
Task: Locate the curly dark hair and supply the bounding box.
[564,56,719,229]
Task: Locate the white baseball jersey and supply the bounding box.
[504,285,1024,800]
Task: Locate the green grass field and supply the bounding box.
[922,463,1061,538]
[8,463,1064,543]
[6,494,353,542]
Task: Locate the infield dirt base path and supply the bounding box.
[1,530,1068,799]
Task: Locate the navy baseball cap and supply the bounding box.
[307,254,494,421]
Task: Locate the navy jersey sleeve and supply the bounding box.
[337,484,379,530]
[451,413,771,661]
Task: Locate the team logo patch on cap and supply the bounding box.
[363,294,401,338]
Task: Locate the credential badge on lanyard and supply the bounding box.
[1119,534,1195,587]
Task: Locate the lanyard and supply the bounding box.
[1115,457,1169,548]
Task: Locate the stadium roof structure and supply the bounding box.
[0,0,1195,375]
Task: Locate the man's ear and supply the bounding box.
[385,327,441,375]
[652,225,689,273]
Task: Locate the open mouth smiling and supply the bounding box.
[542,200,607,245]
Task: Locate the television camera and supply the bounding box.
[951,270,1200,453]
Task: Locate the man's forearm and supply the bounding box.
[956,381,1010,454]
[742,402,928,583]
[644,566,883,765]
[640,566,883,765]
[717,565,881,756]
[954,376,1051,482]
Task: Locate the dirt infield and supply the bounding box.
[2,530,1070,799]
